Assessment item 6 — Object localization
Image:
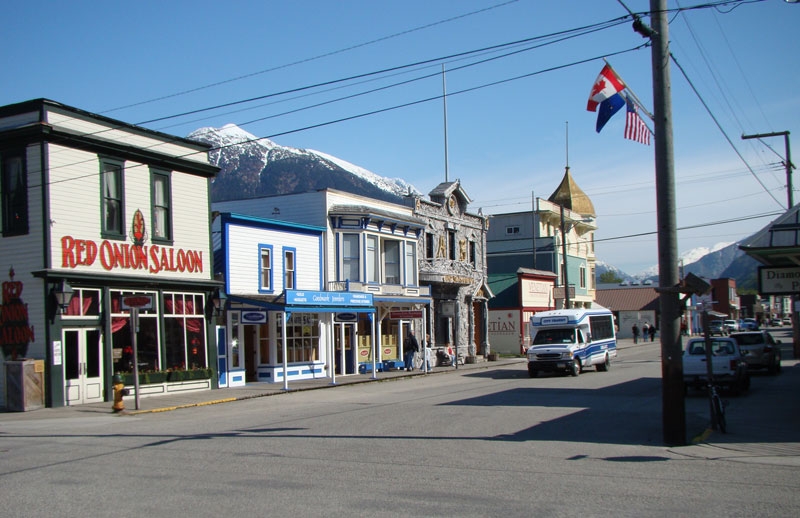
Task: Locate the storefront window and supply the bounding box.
[258,323,270,364]
[110,290,159,375]
[164,292,207,370]
[64,288,101,318]
[276,313,319,363]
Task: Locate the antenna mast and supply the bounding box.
[442,64,450,182]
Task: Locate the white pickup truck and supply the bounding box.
[683,337,750,394]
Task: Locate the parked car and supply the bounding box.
[771,318,783,327]
[740,318,759,331]
[782,317,792,326]
[682,337,749,394]
[709,320,727,336]
[729,331,782,375]
[723,319,739,333]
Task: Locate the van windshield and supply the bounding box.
[532,329,575,345]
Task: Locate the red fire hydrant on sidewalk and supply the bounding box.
[112,374,129,413]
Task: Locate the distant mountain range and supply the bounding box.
[189,123,760,291]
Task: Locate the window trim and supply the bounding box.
[150,167,173,244]
[258,244,273,293]
[100,157,125,239]
[1,148,29,236]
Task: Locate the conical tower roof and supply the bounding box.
[547,167,596,217]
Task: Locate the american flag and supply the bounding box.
[624,95,651,145]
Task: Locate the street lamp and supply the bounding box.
[52,279,73,314]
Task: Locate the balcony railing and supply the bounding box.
[327,280,430,297]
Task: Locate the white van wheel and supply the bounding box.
[596,354,610,372]
[570,358,581,376]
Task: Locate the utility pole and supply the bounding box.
[647,0,685,446]
[741,131,793,209]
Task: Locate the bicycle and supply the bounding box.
[708,383,727,433]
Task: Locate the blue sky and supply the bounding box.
[3,0,798,274]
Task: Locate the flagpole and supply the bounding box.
[442,64,450,183]
[603,57,654,121]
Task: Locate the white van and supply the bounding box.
[526,306,617,377]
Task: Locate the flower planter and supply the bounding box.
[121,369,212,386]
[167,368,213,382]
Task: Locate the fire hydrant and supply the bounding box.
[112,374,128,413]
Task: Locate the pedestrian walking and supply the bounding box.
[404,328,420,371]
[649,325,656,342]
[642,322,650,340]
[632,324,640,344]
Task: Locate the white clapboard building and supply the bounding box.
[0,99,219,409]
[213,212,378,386]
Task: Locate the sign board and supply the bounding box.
[286,290,373,306]
[335,312,358,322]
[389,310,423,319]
[552,285,575,299]
[758,266,800,295]
[440,301,455,317]
[121,294,153,310]
[241,310,267,324]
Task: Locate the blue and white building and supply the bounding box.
[214,189,432,378]
[213,211,381,386]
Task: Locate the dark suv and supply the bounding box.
[729,331,782,375]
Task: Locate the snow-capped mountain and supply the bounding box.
[188,124,421,203]
[631,242,735,280]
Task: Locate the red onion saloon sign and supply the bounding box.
[59,210,204,275]
[61,236,204,274]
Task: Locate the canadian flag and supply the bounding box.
[586,64,625,112]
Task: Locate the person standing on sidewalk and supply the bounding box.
[632,324,640,344]
[649,324,656,342]
[404,328,420,371]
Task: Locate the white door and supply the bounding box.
[64,328,104,405]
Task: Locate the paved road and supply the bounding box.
[1,336,798,517]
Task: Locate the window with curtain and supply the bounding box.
[64,288,101,318]
[110,290,159,375]
[1,150,28,236]
[163,292,207,370]
[101,158,124,237]
[284,249,295,289]
[152,170,172,241]
[259,245,272,291]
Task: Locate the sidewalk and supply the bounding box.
[0,356,525,420]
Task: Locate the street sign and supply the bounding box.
[758,266,800,295]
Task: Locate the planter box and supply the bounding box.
[168,369,213,382]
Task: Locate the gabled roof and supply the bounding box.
[739,203,800,266]
[595,287,659,312]
[428,180,472,204]
[547,167,595,217]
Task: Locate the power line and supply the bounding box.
[101,0,522,115]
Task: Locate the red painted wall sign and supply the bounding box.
[0,268,35,360]
[60,236,204,274]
